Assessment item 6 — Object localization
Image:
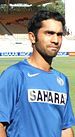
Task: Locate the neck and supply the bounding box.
[27,52,53,72]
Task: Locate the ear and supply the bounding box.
[28,32,36,44]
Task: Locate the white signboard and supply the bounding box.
[0,36,33,57]
[0,36,75,57]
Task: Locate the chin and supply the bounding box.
[52,52,58,57]
[49,53,57,58]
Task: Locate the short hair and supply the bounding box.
[27,10,65,35]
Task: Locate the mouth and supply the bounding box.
[48,45,59,51]
[51,47,59,52]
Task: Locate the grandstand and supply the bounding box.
[0,0,52,5]
[0,10,34,37]
[0,11,33,57]
[0,0,75,57]
[0,0,56,38]
[0,0,54,57]
[0,0,54,36]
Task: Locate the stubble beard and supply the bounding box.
[35,45,56,65]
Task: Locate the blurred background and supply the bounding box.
[0,0,75,133]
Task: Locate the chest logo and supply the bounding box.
[28,89,67,105]
[27,72,40,77]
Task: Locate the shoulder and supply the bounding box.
[53,68,69,85]
[0,60,26,81]
[53,68,68,79]
[53,69,69,93]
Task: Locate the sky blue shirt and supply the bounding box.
[0,59,75,137]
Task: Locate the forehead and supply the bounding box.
[41,19,63,32]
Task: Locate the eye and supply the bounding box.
[45,31,63,37]
[47,31,55,35]
[57,32,63,36]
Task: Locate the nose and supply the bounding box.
[51,33,59,45]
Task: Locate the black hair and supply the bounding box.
[27,9,65,36]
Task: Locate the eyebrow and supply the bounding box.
[46,31,63,36]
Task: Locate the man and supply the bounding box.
[0,10,75,137]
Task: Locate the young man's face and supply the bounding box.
[30,19,63,58]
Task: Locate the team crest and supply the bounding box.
[57,76,64,86]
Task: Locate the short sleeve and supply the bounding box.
[62,76,75,129]
[0,67,21,124]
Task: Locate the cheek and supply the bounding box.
[36,40,46,51]
[40,37,49,44]
[38,33,47,41]
[37,36,46,45]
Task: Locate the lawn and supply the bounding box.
[0,56,75,133]
[53,57,75,113]
[53,56,75,133]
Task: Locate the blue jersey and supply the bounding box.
[0,59,75,137]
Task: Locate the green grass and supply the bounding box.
[0,57,75,133]
[53,57,75,112]
[52,56,75,133]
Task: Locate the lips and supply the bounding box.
[50,46,58,50]
[48,45,59,51]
